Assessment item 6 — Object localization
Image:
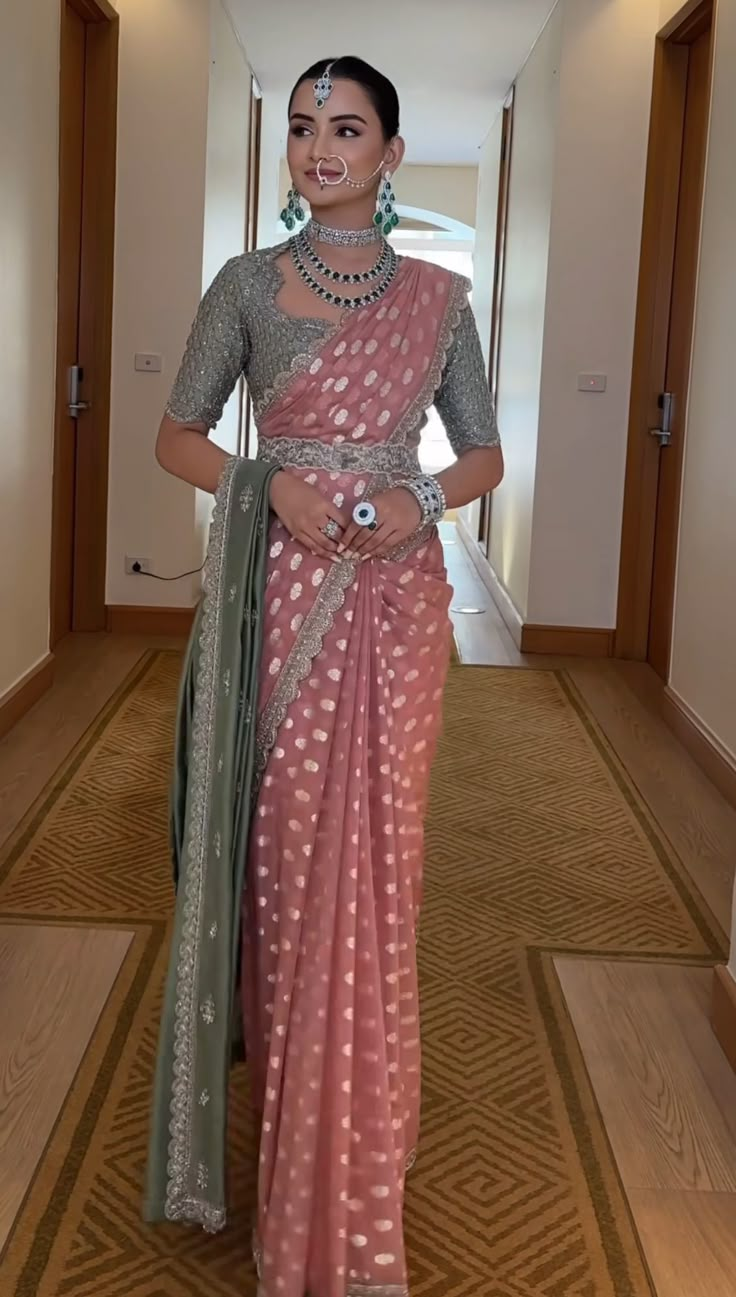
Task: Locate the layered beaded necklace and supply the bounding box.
[298,233,393,285]
[290,223,398,311]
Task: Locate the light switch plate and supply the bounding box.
[135,353,163,373]
[578,373,607,393]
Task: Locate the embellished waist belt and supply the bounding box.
[256,437,421,477]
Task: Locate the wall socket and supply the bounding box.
[124,555,151,575]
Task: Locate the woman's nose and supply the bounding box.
[308,132,330,163]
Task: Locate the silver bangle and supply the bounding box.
[401,475,446,527]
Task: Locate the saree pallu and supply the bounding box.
[145,456,277,1230]
[246,260,463,1297]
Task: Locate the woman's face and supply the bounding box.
[287,76,402,212]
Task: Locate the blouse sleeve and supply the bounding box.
[434,301,501,455]
[166,258,249,429]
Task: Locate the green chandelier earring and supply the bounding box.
[374,172,400,237]
[280,185,305,232]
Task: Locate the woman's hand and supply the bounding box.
[269,472,349,561]
[338,487,423,560]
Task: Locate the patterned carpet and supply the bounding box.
[0,652,725,1297]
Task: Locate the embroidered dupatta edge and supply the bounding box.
[144,456,276,1233]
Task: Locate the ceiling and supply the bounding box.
[229,0,558,165]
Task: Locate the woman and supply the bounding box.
[150,55,503,1297]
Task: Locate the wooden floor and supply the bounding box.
[0,923,133,1252]
[558,961,736,1297]
[1,531,736,1293]
[450,528,736,1295]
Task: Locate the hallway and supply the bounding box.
[2,540,736,1294]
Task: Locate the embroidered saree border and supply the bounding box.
[164,456,238,1231]
[146,457,275,1234]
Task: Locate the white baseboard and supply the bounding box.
[455,514,524,649]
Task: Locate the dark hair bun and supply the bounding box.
[289,57,400,140]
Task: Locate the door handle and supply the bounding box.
[68,364,91,418]
[649,391,674,447]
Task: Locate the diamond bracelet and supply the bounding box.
[401,475,447,527]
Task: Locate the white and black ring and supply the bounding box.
[322,518,341,541]
[353,501,378,531]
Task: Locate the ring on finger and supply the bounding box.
[322,518,341,541]
[353,501,378,530]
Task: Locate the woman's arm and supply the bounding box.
[338,444,504,558]
[436,445,504,509]
[433,297,504,503]
[155,259,247,492]
[339,299,504,556]
[155,415,348,561]
[155,417,230,493]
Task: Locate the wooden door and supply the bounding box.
[50,0,118,644]
[478,90,514,557]
[616,2,713,678]
[52,3,86,644]
[648,24,712,678]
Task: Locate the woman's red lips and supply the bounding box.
[306,169,340,179]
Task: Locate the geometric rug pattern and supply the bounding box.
[0,651,725,1297]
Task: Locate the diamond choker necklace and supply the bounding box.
[307,219,383,248]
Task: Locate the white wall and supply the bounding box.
[197,0,251,556]
[471,117,504,373]
[669,2,736,765]
[106,0,211,609]
[460,113,503,542]
[656,0,736,995]
[258,91,287,249]
[473,0,670,629]
[488,6,564,621]
[399,166,479,229]
[0,0,59,698]
[527,0,660,629]
[202,1,250,301]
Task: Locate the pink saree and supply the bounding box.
[243,258,466,1297]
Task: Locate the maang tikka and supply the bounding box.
[313,62,335,110]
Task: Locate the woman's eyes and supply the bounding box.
[289,126,360,139]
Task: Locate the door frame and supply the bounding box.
[478,87,514,555]
[488,88,515,412]
[50,0,118,645]
[615,0,714,662]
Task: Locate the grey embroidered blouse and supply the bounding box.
[166,246,501,456]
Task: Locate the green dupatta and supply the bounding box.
[144,455,277,1232]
